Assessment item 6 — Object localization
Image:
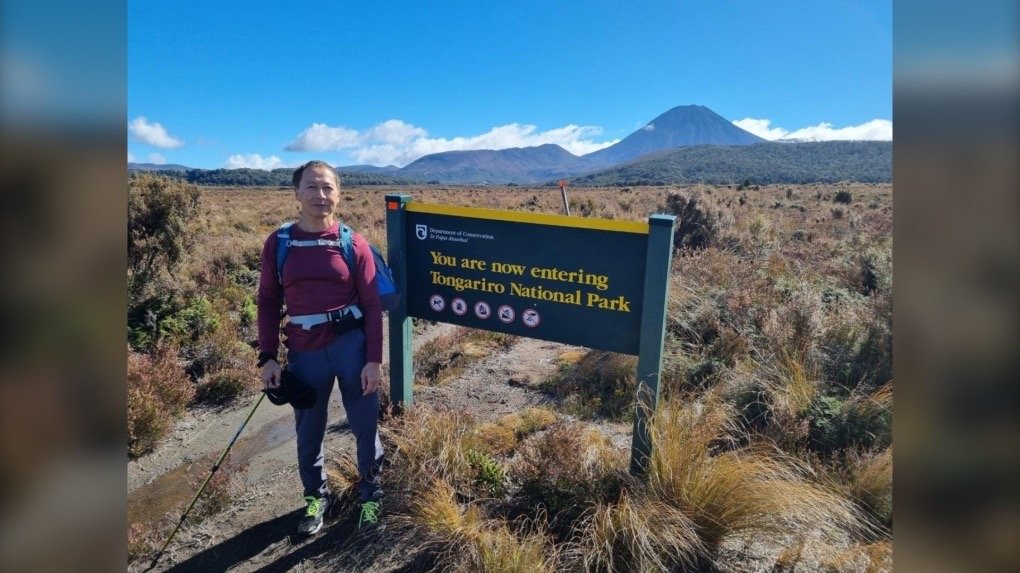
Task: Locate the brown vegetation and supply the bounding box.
[128,180,892,569]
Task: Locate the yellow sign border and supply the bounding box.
[406,202,650,234]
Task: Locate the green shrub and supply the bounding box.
[162,295,220,344]
[551,351,637,420]
[128,174,200,299]
[833,190,853,204]
[663,192,719,250]
[857,247,892,296]
[196,368,255,404]
[468,449,508,496]
[184,327,252,381]
[128,293,182,351]
[806,392,891,455]
[820,321,892,394]
[239,295,257,327]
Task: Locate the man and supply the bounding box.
[257,160,384,534]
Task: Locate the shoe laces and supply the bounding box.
[359,500,380,526]
[304,496,322,517]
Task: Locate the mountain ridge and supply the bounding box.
[128,105,889,186]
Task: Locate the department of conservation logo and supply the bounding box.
[415,224,428,240]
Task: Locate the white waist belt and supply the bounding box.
[289,305,363,330]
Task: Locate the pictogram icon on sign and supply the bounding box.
[497,305,515,323]
[474,301,491,319]
[451,298,467,315]
[429,294,445,312]
[522,308,541,328]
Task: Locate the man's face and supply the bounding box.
[295,166,339,219]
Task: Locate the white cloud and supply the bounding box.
[732,118,790,140]
[732,118,892,141]
[284,123,360,151]
[147,153,166,164]
[288,119,618,167]
[225,154,286,169]
[642,124,655,131]
[364,119,427,145]
[784,119,892,141]
[129,116,184,148]
[127,151,135,162]
[358,122,618,166]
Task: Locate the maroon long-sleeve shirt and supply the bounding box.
[257,222,383,363]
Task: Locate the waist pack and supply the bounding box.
[275,222,399,312]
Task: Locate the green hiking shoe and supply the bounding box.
[358,499,381,529]
[298,495,328,535]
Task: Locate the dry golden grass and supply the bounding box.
[383,408,482,492]
[568,493,703,572]
[499,406,558,437]
[407,479,557,573]
[472,422,518,456]
[410,478,484,540]
[844,446,893,531]
[512,423,630,538]
[772,538,807,572]
[325,448,363,504]
[647,398,867,551]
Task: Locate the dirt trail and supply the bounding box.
[128,323,582,572]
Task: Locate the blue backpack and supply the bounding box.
[275,222,399,312]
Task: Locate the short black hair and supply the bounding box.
[292,160,341,188]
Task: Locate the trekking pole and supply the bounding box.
[146,391,267,571]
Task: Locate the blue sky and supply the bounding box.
[128,0,892,169]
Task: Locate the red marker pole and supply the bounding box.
[558,179,571,216]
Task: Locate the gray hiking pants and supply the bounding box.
[287,328,383,502]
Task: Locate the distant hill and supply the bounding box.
[393,104,769,184]
[397,143,586,184]
[582,105,765,167]
[129,166,414,186]
[341,164,402,176]
[570,141,892,186]
[128,162,190,172]
[127,106,887,187]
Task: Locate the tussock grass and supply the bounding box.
[407,479,557,573]
[647,398,868,552]
[512,422,629,537]
[772,538,807,572]
[842,446,893,532]
[410,478,484,540]
[567,493,703,572]
[325,448,362,505]
[383,408,483,492]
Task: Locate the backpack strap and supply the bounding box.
[275,222,295,284]
[276,222,360,286]
[339,224,357,278]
